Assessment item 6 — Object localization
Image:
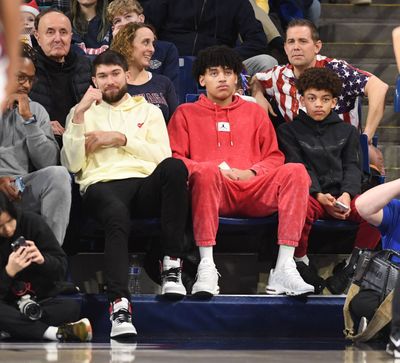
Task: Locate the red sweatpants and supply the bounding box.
[295,195,381,258]
[189,162,311,247]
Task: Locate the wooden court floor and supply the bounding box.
[0,338,394,363]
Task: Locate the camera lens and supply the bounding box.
[23,301,42,320]
[18,295,42,321]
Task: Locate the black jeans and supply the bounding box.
[83,158,189,302]
[0,298,80,340]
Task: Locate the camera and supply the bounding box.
[11,236,27,252]
[17,294,42,320]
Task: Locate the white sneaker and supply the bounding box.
[57,318,93,342]
[161,256,187,297]
[191,258,220,297]
[387,332,400,358]
[110,298,137,339]
[266,259,314,296]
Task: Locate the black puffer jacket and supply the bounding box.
[277,110,362,198]
[29,47,91,127]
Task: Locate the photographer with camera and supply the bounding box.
[0,191,92,341]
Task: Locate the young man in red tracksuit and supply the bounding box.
[168,45,314,297]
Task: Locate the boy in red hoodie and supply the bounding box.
[168,45,315,296]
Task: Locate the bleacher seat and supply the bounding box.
[178,56,198,104]
[72,98,382,255]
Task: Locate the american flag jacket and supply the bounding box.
[255,54,371,129]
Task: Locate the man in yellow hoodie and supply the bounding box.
[61,50,189,339]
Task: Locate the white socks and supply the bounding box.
[43,326,59,341]
[294,255,310,266]
[199,246,214,264]
[275,245,295,270]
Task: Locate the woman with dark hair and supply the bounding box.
[69,0,111,57]
[111,22,178,123]
[0,191,92,341]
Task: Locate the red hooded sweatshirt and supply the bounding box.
[168,94,284,175]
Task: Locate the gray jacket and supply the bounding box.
[0,100,59,177]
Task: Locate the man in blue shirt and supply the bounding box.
[355,178,400,357]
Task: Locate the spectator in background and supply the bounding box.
[61,50,189,338]
[269,0,321,29]
[0,43,71,246]
[0,0,22,112]
[277,67,381,294]
[168,45,314,297]
[383,25,400,359]
[107,0,180,98]
[144,0,278,76]
[36,0,70,13]
[252,19,388,146]
[69,0,112,57]
[21,1,40,37]
[112,22,178,123]
[30,9,91,146]
[249,0,288,64]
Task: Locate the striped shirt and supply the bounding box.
[255,54,371,128]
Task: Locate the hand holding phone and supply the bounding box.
[334,200,349,212]
[13,177,25,193]
[11,236,27,252]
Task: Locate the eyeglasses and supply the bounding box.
[16,74,35,85]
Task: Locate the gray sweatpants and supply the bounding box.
[243,54,278,76]
[17,166,71,245]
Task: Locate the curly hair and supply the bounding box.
[192,45,243,82]
[21,42,37,64]
[296,68,343,98]
[110,22,155,66]
[107,0,143,22]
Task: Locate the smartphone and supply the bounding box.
[13,177,25,193]
[11,236,27,252]
[334,200,350,212]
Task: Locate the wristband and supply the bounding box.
[23,114,37,125]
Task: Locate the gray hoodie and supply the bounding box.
[0,100,59,177]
